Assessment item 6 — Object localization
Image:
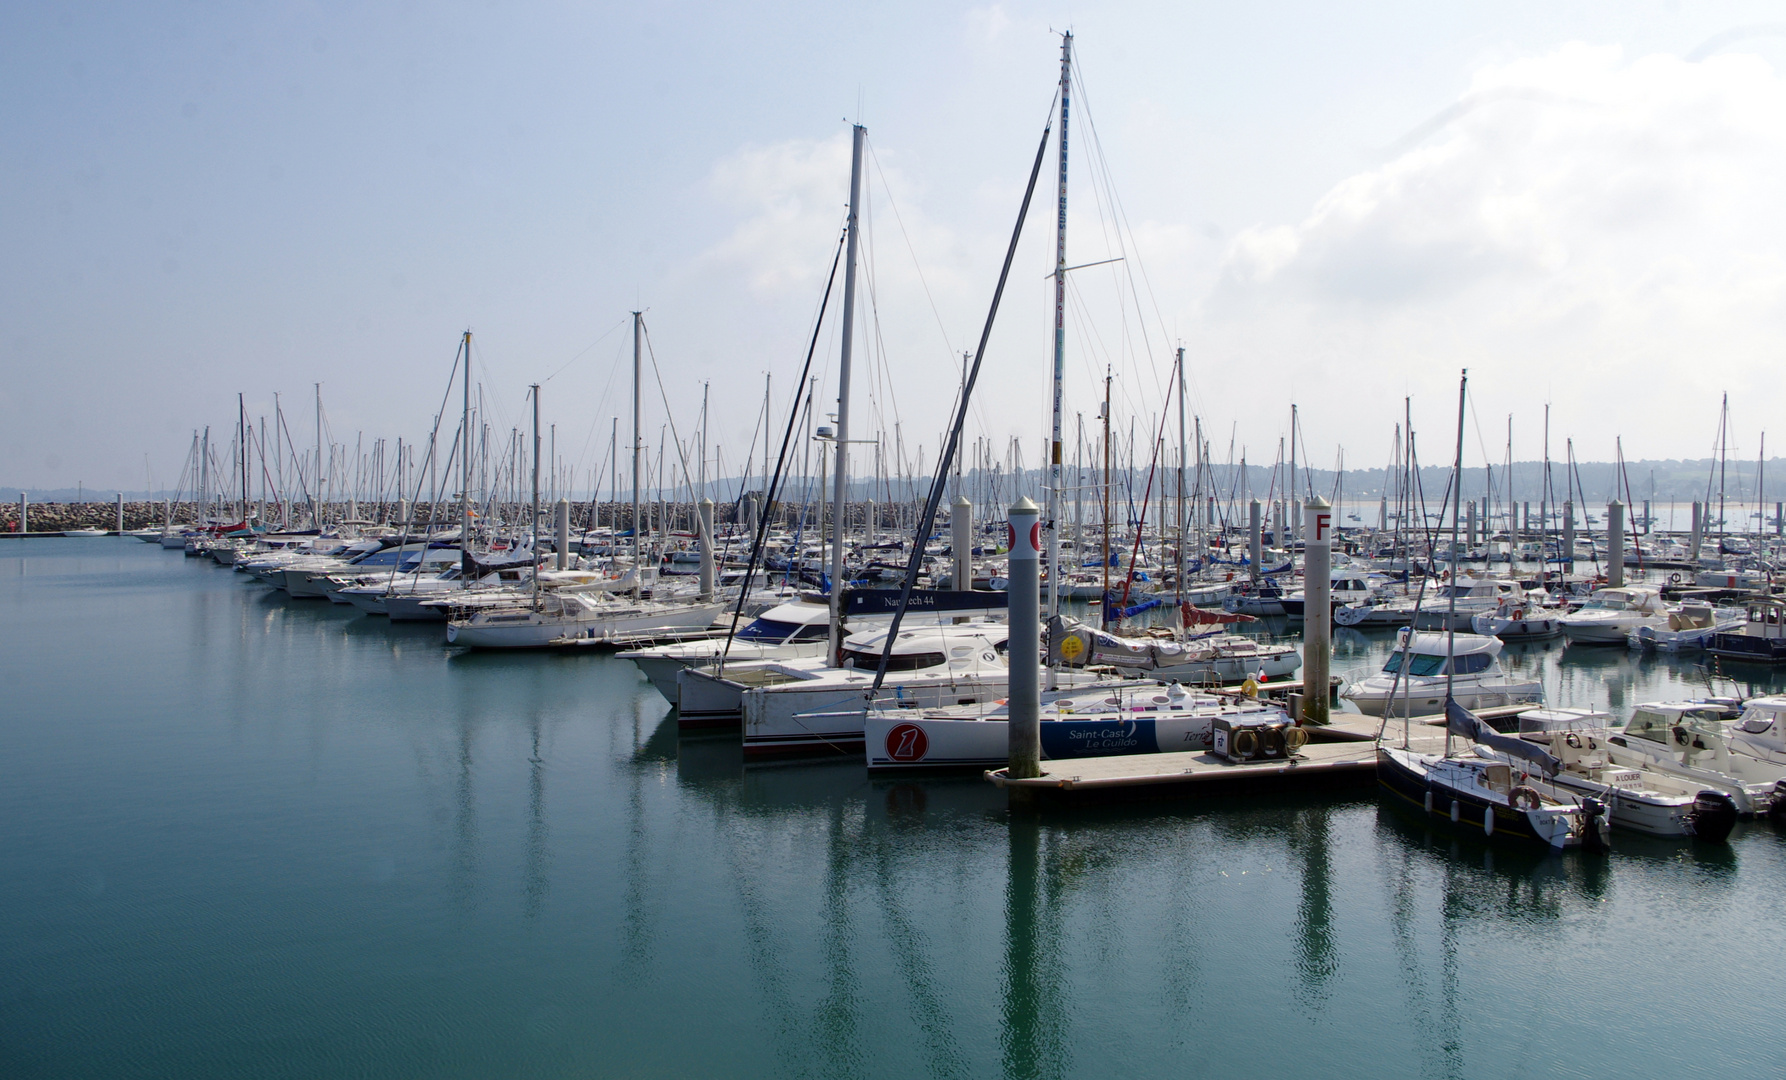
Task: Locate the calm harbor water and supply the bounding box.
[5,539,1786,1078]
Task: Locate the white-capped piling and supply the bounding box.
[555,498,570,571]
[952,496,973,592]
[1302,496,1332,726]
[1690,502,1703,567]
[1006,497,1042,781]
[866,499,876,543]
[698,497,715,602]
[1272,501,1285,547]
[18,493,26,534]
[1466,501,1477,547]
[1249,499,1263,581]
[1607,501,1624,588]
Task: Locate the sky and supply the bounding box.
[4,1,1786,496]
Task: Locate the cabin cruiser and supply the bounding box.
[863,681,1294,770]
[1472,708,1740,839]
[1708,598,1786,664]
[1627,601,1746,653]
[1279,567,1385,621]
[1377,702,1608,851]
[1469,595,1564,640]
[1411,578,1528,631]
[1342,631,1542,717]
[1556,586,1671,644]
[1597,699,1778,815]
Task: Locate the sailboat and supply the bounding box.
[1374,372,1609,851]
[447,323,724,648]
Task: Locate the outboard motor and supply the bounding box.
[1580,797,1610,853]
[1689,791,1739,844]
[1769,780,1786,825]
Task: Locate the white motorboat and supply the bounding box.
[1599,699,1779,815]
[1411,578,1528,631]
[864,681,1295,770]
[1557,585,1671,644]
[1469,597,1564,640]
[1627,601,1746,652]
[1342,631,1542,717]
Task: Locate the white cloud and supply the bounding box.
[1199,44,1786,459]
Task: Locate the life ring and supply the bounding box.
[1668,572,1682,585]
[1509,785,1542,812]
[1232,728,1259,756]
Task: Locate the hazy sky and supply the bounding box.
[5,2,1786,495]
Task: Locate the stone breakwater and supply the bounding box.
[1,497,839,534]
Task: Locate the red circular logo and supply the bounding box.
[885,722,930,762]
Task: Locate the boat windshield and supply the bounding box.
[736,617,827,643]
[1382,653,1445,677]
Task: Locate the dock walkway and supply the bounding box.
[986,705,1526,806]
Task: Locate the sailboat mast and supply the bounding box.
[826,124,865,660]
[1444,370,1468,757]
[531,384,542,607]
[1176,346,1186,605]
[313,383,322,528]
[1046,30,1072,624]
[460,331,473,579]
[632,312,643,601]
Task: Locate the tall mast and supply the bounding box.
[632,312,643,601]
[531,383,541,606]
[238,392,248,521]
[1175,346,1186,605]
[1444,370,1468,758]
[826,124,865,660]
[313,383,322,528]
[460,331,473,578]
[1046,30,1072,623]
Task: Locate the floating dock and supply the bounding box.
[986,707,1524,807]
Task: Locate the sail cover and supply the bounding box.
[1446,698,1559,776]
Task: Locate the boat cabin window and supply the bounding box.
[1625,709,1671,742]
[1738,714,1777,735]
[736,618,827,643]
[1448,653,1492,676]
[842,649,945,672]
[1382,653,1445,677]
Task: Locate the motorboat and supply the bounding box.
[1469,596,1564,640]
[1411,578,1528,631]
[1342,631,1542,717]
[1557,586,1671,644]
[1708,598,1786,664]
[1598,699,1779,815]
[863,681,1295,770]
[1628,601,1746,653]
[1472,708,1740,839]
